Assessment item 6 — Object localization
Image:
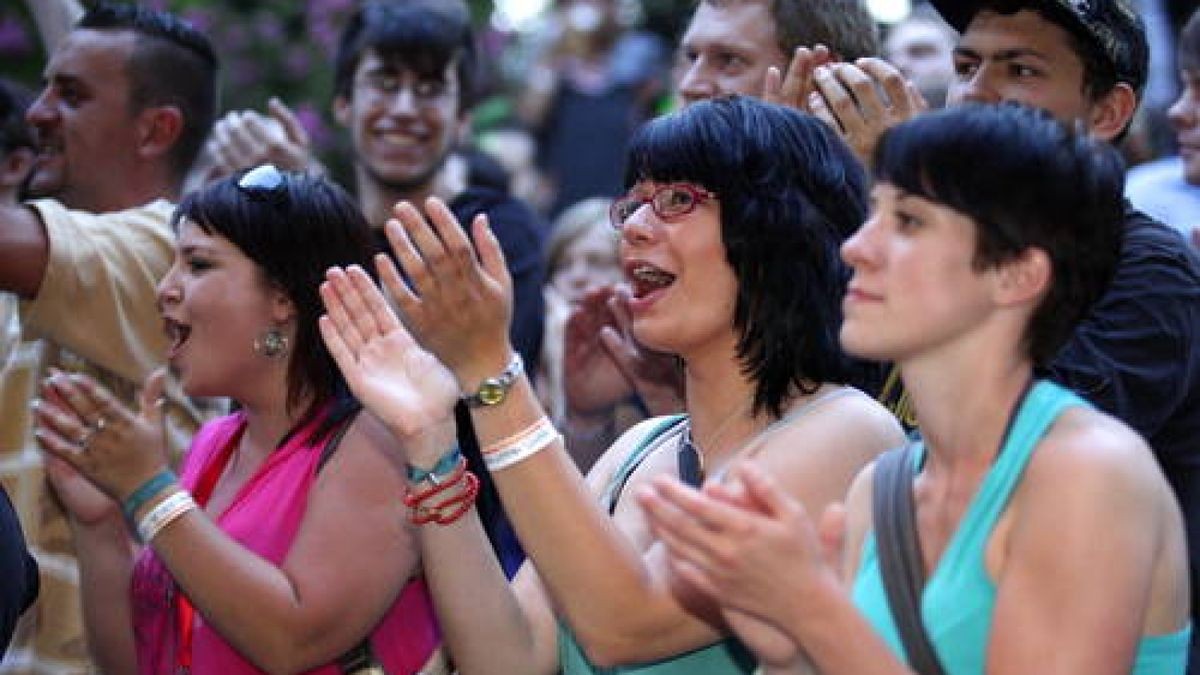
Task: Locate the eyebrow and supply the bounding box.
[953,46,1052,63]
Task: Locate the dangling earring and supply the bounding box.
[253,328,289,359]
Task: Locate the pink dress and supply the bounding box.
[131,409,439,674]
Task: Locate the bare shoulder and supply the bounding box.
[1023,406,1172,512]
[760,386,906,470]
[313,411,407,495]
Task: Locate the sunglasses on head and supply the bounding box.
[237,164,288,205]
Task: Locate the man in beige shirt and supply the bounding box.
[0,4,218,672]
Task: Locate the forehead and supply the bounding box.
[45,29,135,84]
[356,48,459,80]
[959,10,1085,69]
[681,2,783,61]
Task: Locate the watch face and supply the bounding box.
[478,379,506,406]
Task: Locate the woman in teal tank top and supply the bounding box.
[316,96,905,675]
[640,104,1192,674]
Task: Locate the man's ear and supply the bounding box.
[455,111,472,145]
[1088,82,1137,143]
[136,105,184,162]
[333,95,351,128]
[994,247,1051,308]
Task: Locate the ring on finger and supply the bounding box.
[77,426,97,450]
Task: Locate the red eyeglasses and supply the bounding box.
[609,183,717,229]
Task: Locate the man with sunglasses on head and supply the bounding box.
[0,3,218,673]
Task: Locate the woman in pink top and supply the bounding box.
[33,166,441,674]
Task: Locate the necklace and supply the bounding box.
[678,399,752,487]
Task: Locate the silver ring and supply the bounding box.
[77,426,96,450]
[94,416,108,432]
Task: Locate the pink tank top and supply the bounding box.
[131,409,440,674]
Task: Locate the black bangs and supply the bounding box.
[623,98,735,193]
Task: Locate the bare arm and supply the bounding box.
[0,203,49,298]
[318,265,559,675]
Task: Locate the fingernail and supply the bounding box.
[814,66,830,78]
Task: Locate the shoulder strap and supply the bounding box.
[872,444,947,675]
[316,412,359,473]
[603,414,687,514]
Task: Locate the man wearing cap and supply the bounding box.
[815,1,1200,668]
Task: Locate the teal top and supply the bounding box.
[558,415,756,675]
[851,380,1191,674]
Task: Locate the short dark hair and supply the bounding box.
[333,0,477,112]
[172,170,375,423]
[0,79,34,154]
[624,96,874,418]
[1179,8,1200,73]
[873,103,1124,364]
[78,2,218,183]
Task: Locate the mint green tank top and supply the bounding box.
[851,380,1191,674]
[558,415,757,675]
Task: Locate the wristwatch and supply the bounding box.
[462,353,524,407]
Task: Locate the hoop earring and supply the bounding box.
[253,328,289,359]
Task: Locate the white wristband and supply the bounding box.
[483,418,561,472]
[136,490,196,543]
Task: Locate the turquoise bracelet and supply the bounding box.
[122,469,177,523]
[406,445,463,485]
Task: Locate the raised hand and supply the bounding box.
[597,286,684,416]
[378,198,514,392]
[808,58,928,165]
[319,265,459,454]
[207,98,315,176]
[562,286,636,417]
[34,369,169,504]
[763,44,833,112]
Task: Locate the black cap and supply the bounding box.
[929,0,1148,96]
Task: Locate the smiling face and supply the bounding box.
[334,49,462,197]
[675,1,788,105]
[839,183,1000,364]
[25,29,145,210]
[617,180,738,359]
[157,220,293,399]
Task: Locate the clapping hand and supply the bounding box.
[34,369,169,509]
[319,265,459,459]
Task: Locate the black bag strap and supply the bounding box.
[872,443,947,675]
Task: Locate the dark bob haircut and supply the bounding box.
[172,168,374,427]
[333,0,476,112]
[80,2,218,183]
[623,95,873,419]
[873,103,1124,365]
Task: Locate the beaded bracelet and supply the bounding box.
[483,417,560,472]
[405,444,463,486]
[122,470,177,523]
[136,490,196,543]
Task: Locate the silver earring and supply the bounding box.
[253,328,289,359]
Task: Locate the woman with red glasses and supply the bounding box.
[33,166,444,674]
[319,95,905,673]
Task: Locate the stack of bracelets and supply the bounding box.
[404,444,480,526]
[122,469,195,543]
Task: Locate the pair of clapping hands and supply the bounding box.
[765,45,928,164]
